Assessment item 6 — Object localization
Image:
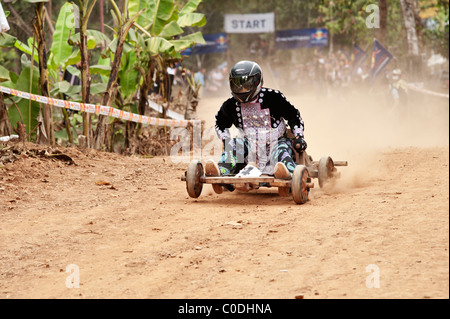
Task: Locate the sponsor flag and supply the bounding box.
[370,39,393,83]
[351,43,368,74]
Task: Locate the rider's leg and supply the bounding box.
[218,137,249,175]
[271,137,297,176]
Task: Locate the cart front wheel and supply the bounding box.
[186,160,204,198]
[292,165,310,204]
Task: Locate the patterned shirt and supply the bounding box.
[215,87,304,144]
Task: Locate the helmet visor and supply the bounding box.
[230,73,261,94]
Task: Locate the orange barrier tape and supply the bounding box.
[0,85,201,127]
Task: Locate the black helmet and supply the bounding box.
[229,60,263,103]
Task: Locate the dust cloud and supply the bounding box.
[196,65,449,192]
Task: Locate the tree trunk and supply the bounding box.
[34,3,54,145]
[136,60,154,137]
[0,92,12,137]
[377,0,388,44]
[79,2,91,148]
[400,0,420,56]
[400,0,422,80]
[92,28,125,150]
[99,0,104,34]
[411,0,424,52]
[61,108,74,144]
[92,6,143,150]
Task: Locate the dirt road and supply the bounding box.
[0,91,448,299]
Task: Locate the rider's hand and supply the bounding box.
[293,136,307,151]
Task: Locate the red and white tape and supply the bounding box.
[0,85,200,127]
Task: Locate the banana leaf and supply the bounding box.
[8,65,41,136]
[90,83,107,95]
[0,65,10,82]
[118,50,139,100]
[177,12,206,28]
[64,49,82,69]
[97,56,111,84]
[14,38,39,64]
[179,0,202,14]
[50,81,81,96]
[147,36,174,55]
[50,2,75,67]
[89,65,111,77]
[158,20,183,38]
[0,32,16,47]
[129,0,175,36]
[128,0,153,28]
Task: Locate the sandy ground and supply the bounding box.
[0,87,448,299]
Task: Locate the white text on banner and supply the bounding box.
[224,13,275,34]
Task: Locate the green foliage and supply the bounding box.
[3,0,447,149]
[50,2,75,67]
[423,1,449,57]
[130,0,206,58]
[7,56,41,136]
[0,65,10,82]
[118,50,139,99]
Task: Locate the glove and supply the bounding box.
[293,136,307,151]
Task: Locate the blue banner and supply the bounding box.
[370,39,393,84]
[275,28,328,50]
[183,33,228,56]
[351,43,368,74]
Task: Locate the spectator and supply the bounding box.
[194,68,206,97]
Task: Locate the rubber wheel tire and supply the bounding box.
[292,165,309,204]
[186,160,203,198]
[318,156,335,188]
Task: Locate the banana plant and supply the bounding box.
[130,0,206,59]
[2,1,110,143]
[75,0,98,148]
[92,0,145,150]
[128,0,206,125]
[24,0,54,144]
[0,0,55,143]
[2,55,41,139]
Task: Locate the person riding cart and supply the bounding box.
[206,60,308,193]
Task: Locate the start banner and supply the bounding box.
[224,13,275,34]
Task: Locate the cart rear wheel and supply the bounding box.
[292,165,310,204]
[318,156,335,188]
[186,160,204,198]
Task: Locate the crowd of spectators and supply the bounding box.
[277,50,370,102]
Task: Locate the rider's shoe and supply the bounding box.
[274,162,292,179]
[205,160,223,194]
